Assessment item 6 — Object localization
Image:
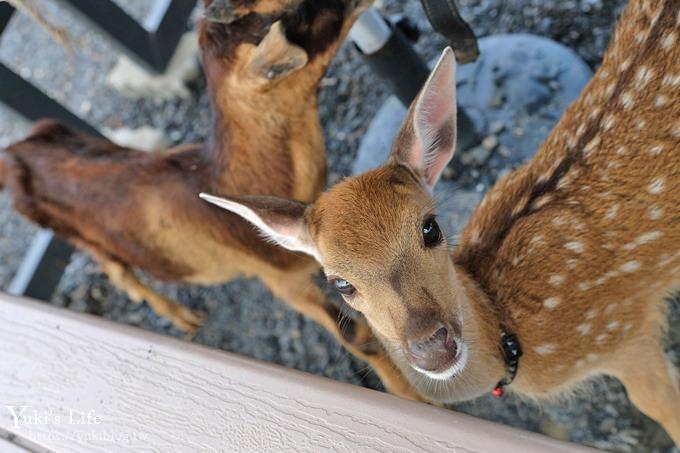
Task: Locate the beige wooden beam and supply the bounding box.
[0,293,597,452]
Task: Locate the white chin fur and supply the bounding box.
[412,341,469,381]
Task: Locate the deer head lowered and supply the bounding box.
[1,0,430,402]
[202,0,680,445]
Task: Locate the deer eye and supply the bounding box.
[332,278,356,296]
[422,216,442,248]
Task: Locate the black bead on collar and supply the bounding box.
[492,329,522,397]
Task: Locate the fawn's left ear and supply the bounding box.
[391,47,457,191]
[199,193,320,260]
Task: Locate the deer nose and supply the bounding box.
[406,324,458,372]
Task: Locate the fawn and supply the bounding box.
[202,0,680,444]
[0,0,421,400]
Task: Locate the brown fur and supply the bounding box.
[0,1,424,401]
[321,0,680,442]
[216,0,680,443]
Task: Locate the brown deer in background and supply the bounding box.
[0,0,422,401]
[201,0,680,444]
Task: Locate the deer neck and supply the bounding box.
[452,0,680,398]
[207,72,326,203]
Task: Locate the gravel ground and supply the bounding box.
[3,0,679,451]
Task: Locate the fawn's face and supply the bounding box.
[201,48,464,380]
[310,164,468,379]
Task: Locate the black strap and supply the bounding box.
[419,0,479,63]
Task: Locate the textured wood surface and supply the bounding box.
[0,294,596,452]
[0,435,30,452]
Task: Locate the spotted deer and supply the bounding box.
[201,0,680,444]
[0,1,423,401]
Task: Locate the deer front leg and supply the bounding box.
[609,339,680,446]
[261,268,425,402]
[93,254,204,334]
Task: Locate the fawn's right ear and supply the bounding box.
[199,193,320,260]
[391,47,457,192]
[245,21,308,84]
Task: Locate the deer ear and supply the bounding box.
[246,21,308,83]
[391,47,457,191]
[199,193,319,260]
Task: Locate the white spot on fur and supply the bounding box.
[620,261,641,273]
[557,169,580,190]
[537,172,552,184]
[616,146,627,156]
[583,135,601,158]
[512,196,529,216]
[532,195,552,210]
[589,108,601,121]
[636,120,646,130]
[655,95,668,107]
[619,58,631,72]
[634,66,653,88]
[649,206,663,220]
[549,275,565,287]
[575,359,585,369]
[603,272,618,282]
[575,124,586,138]
[604,82,616,97]
[602,114,616,131]
[648,177,665,194]
[552,216,567,226]
[576,323,592,336]
[649,145,663,155]
[623,323,633,333]
[534,344,556,355]
[604,303,618,315]
[595,334,608,345]
[623,231,662,250]
[658,254,675,268]
[543,297,561,310]
[586,309,597,320]
[567,259,578,270]
[605,204,619,220]
[566,135,577,149]
[470,229,481,245]
[607,321,620,331]
[578,281,592,291]
[663,73,680,87]
[586,353,598,362]
[661,32,676,50]
[565,241,584,253]
[637,230,662,245]
[602,242,615,251]
[620,91,634,110]
[635,31,646,44]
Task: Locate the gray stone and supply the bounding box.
[481,135,499,151]
[460,145,491,166]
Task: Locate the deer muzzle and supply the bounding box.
[406,323,459,375]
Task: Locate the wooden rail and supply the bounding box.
[0,293,597,452]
